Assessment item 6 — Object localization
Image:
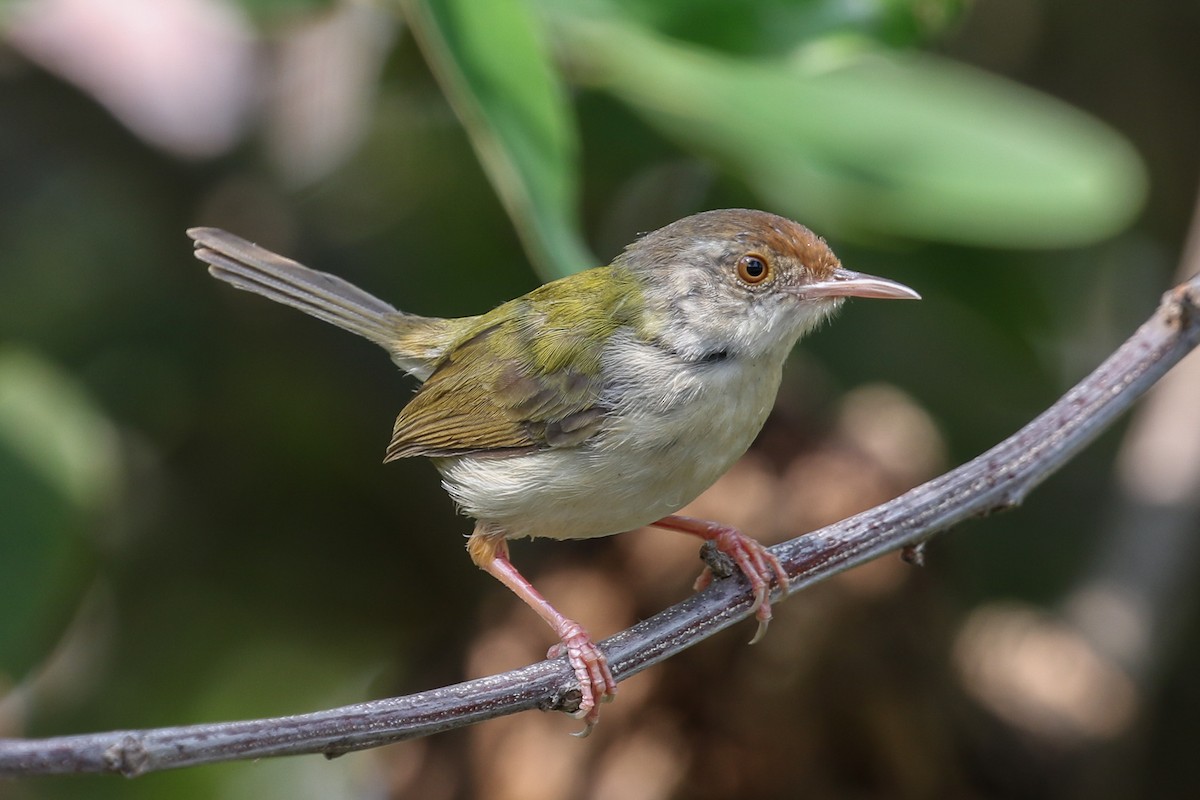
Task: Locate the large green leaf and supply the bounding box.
[403,0,594,279]
[598,0,969,55]
[554,13,1146,247]
[0,348,116,681]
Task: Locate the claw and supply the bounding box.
[551,621,616,734]
[655,516,790,644]
[748,611,771,646]
[743,544,782,645]
[701,525,789,643]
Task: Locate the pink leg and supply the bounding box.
[652,515,790,644]
[468,528,616,735]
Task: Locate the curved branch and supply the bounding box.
[3,273,1199,778]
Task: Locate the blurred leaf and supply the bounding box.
[596,0,968,55]
[403,0,594,279]
[0,348,115,679]
[554,13,1146,247]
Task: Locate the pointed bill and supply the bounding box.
[799,266,920,301]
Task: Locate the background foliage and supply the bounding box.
[2,0,1199,797]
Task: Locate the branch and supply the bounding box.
[4,273,1199,778]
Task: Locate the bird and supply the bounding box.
[188,208,919,734]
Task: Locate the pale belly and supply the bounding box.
[436,346,784,541]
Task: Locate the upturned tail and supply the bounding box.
[188,227,460,379]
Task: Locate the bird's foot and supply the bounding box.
[658,516,789,644]
[547,622,616,737]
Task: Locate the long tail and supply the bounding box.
[189,227,458,379]
[189,227,404,346]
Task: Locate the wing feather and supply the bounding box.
[383,270,641,460]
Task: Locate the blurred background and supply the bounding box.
[2,0,1199,797]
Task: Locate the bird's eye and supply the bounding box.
[736,253,771,285]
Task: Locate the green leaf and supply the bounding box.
[403,0,594,279]
[0,348,115,680]
[595,0,969,55]
[556,14,1146,247]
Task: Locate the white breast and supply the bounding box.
[436,330,788,541]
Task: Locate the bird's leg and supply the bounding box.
[651,515,790,644]
[467,526,616,735]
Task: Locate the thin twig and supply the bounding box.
[3,272,1198,778]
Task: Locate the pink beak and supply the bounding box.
[799,267,920,301]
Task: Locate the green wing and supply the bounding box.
[383,267,642,460]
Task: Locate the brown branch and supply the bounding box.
[3,272,1198,779]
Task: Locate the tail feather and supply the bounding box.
[188,227,466,380]
[189,227,401,348]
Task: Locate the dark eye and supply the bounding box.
[737,253,771,285]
